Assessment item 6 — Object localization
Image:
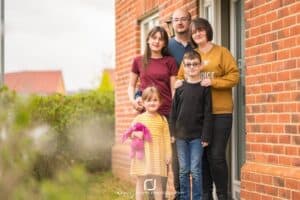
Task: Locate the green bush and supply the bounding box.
[29,90,115,176]
[0,87,115,199]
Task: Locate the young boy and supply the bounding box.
[170,50,212,200]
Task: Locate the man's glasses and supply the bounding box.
[172,17,190,22]
[184,62,201,68]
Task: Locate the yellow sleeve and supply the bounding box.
[176,62,185,80]
[162,117,172,159]
[211,47,240,88]
[131,114,141,125]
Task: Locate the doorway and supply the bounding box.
[199,0,245,199]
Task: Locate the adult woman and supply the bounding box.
[128,26,177,117]
[177,18,239,200]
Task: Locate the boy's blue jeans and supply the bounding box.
[176,138,203,200]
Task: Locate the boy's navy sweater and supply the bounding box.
[170,81,213,142]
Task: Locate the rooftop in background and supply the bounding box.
[5,70,66,95]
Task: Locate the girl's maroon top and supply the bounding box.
[131,56,178,116]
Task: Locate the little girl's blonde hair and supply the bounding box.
[141,86,161,102]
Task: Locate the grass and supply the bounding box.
[86,171,135,200]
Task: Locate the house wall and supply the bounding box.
[114,0,300,199]
[241,1,300,199]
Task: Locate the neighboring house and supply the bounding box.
[5,70,66,95]
[113,1,299,200]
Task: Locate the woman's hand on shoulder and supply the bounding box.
[201,78,212,87]
[174,79,183,89]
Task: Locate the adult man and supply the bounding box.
[168,9,193,68]
[167,8,193,200]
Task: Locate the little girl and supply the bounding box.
[129,86,172,200]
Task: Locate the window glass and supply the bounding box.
[140,14,159,53]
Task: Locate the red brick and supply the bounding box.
[283,37,297,48]
[271,19,284,30]
[278,188,291,199]
[286,146,298,155]
[290,2,300,13]
[273,176,285,187]
[285,81,297,90]
[291,47,300,58]
[256,134,267,142]
[286,179,299,190]
[278,114,291,123]
[292,191,300,200]
[270,0,283,10]
[278,6,291,18]
[273,145,285,154]
[292,158,300,167]
[267,135,279,143]
[277,49,290,60]
[285,125,298,134]
[262,144,273,153]
[279,135,291,144]
[278,156,292,165]
[266,11,278,22]
[272,125,284,133]
[290,25,300,36]
[292,136,300,145]
[264,185,278,196]
[267,155,279,164]
[272,104,284,112]
[284,16,297,27]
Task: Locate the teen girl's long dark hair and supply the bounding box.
[143,26,170,69]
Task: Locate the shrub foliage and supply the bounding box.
[0,86,115,199]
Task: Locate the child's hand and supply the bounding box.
[174,80,183,89]
[132,131,143,139]
[171,136,176,143]
[201,141,209,147]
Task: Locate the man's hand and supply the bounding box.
[174,80,183,89]
[201,141,209,147]
[171,136,176,143]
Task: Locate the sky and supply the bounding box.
[6,0,115,91]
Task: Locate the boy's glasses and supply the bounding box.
[184,62,201,68]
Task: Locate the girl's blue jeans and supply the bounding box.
[176,138,203,200]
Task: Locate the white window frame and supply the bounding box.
[140,13,159,54]
[199,0,221,45]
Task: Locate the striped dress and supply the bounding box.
[130,112,172,177]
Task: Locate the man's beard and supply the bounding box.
[175,30,188,35]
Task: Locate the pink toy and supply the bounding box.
[121,122,152,160]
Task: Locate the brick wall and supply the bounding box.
[241,0,300,199]
[114,0,300,199]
